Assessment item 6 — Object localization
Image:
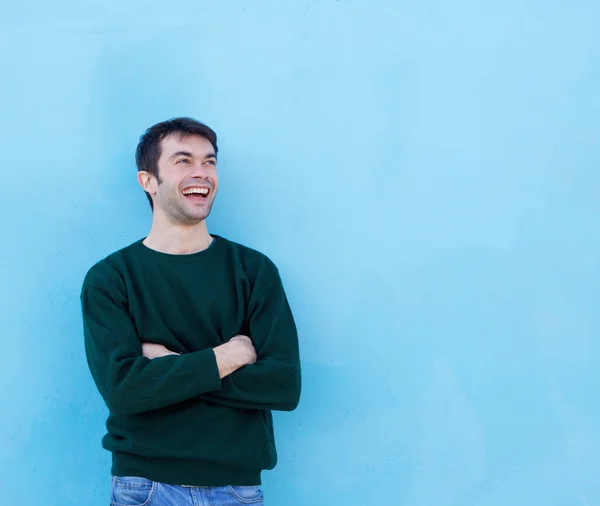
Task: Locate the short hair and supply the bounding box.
[135,117,218,209]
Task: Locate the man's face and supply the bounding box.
[144,134,219,225]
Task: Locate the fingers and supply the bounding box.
[227,335,257,365]
[231,334,252,344]
[142,343,165,353]
[142,342,178,359]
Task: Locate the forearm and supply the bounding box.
[213,340,252,379]
[199,357,301,411]
[202,274,302,411]
[90,347,222,415]
[83,281,224,416]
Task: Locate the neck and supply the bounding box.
[143,210,213,255]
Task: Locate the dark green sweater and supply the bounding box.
[81,236,301,486]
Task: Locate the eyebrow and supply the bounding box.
[169,151,217,160]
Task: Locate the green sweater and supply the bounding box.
[80,236,301,486]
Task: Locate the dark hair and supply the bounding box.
[135,117,218,209]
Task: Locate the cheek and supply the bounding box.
[157,179,180,197]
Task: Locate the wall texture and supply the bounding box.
[1,1,600,505]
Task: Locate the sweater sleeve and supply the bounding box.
[81,275,222,416]
[200,275,301,412]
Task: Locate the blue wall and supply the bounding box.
[1,1,600,504]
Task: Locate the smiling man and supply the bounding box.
[81,117,301,506]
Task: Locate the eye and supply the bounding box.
[205,159,216,166]
[176,158,191,164]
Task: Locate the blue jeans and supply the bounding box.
[110,476,264,506]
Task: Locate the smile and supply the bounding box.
[182,186,210,198]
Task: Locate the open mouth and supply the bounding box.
[181,187,211,201]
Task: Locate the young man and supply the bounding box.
[81,118,301,505]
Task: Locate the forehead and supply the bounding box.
[159,134,215,159]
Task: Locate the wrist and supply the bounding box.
[213,342,243,379]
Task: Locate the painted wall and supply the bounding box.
[1,1,600,504]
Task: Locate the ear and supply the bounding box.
[137,171,157,195]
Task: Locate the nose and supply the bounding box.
[190,162,210,179]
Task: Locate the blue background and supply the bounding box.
[1,1,600,504]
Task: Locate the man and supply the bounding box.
[81,117,301,505]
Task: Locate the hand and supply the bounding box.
[230,335,258,365]
[142,342,180,360]
[213,335,257,379]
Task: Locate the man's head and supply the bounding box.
[136,117,219,225]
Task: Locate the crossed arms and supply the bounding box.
[82,275,301,416]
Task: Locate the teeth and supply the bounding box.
[183,188,209,195]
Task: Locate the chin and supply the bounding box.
[188,210,212,224]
